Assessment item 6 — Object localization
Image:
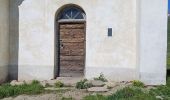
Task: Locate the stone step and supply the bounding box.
[87,87,109,92]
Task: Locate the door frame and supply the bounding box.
[55,20,86,77]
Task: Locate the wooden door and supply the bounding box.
[59,23,85,77]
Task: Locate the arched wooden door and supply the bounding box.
[57,6,86,77]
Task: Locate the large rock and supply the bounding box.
[40,80,48,87]
[87,87,109,92]
[10,80,25,86]
[156,96,163,100]
[45,87,70,91]
[2,97,13,100]
[45,80,57,86]
[24,80,33,85]
[104,82,118,88]
[56,77,83,87]
[3,94,58,100]
[89,80,105,87]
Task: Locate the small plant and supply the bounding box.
[76,79,92,89]
[132,80,145,88]
[31,80,40,84]
[55,81,64,88]
[94,73,108,82]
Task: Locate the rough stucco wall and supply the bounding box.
[139,0,167,85]
[18,0,53,81]
[17,0,137,81]
[0,0,9,83]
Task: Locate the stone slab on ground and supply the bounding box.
[45,87,71,91]
[10,80,25,86]
[40,80,48,87]
[2,94,58,100]
[56,77,83,87]
[104,82,118,88]
[156,96,163,100]
[45,80,57,86]
[87,87,109,92]
[89,80,105,87]
[9,77,84,87]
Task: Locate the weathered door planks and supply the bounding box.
[59,23,85,77]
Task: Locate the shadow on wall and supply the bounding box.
[167,70,170,78]
[9,0,24,80]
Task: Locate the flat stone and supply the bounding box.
[156,96,163,100]
[146,86,157,90]
[10,80,17,84]
[24,80,33,85]
[10,80,25,86]
[89,80,105,87]
[4,94,58,100]
[2,97,13,100]
[56,77,83,87]
[46,80,57,86]
[104,82,118,88]
[45,87,70,91]
[87,87,109,92]
[42,77,84,87]
[40,80,48,87]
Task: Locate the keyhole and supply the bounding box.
[60,44,64,49]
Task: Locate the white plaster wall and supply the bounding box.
[139,0,168,85]
[0,0,9,83]
[18,0,54,80]
[18,0,137,81]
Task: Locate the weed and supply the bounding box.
[0,80,44,99]
[149,85,170,99]
[132,80,145,88]
[108,87,155,100]
[55,81,64,88]
[84,87,156,100]
[31,80,40,84]
[94,73,108,82]
[76,79,92,89]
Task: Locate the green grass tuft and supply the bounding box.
[108,87,156,100]
[132,80,145,88]
[83,87,157,100]
[83,94,107,100]
[76,79,92,89]
[94,73,108,82]
[0,81,44,99]
[55,81,64,88]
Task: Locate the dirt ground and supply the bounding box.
[2,84,129,100]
